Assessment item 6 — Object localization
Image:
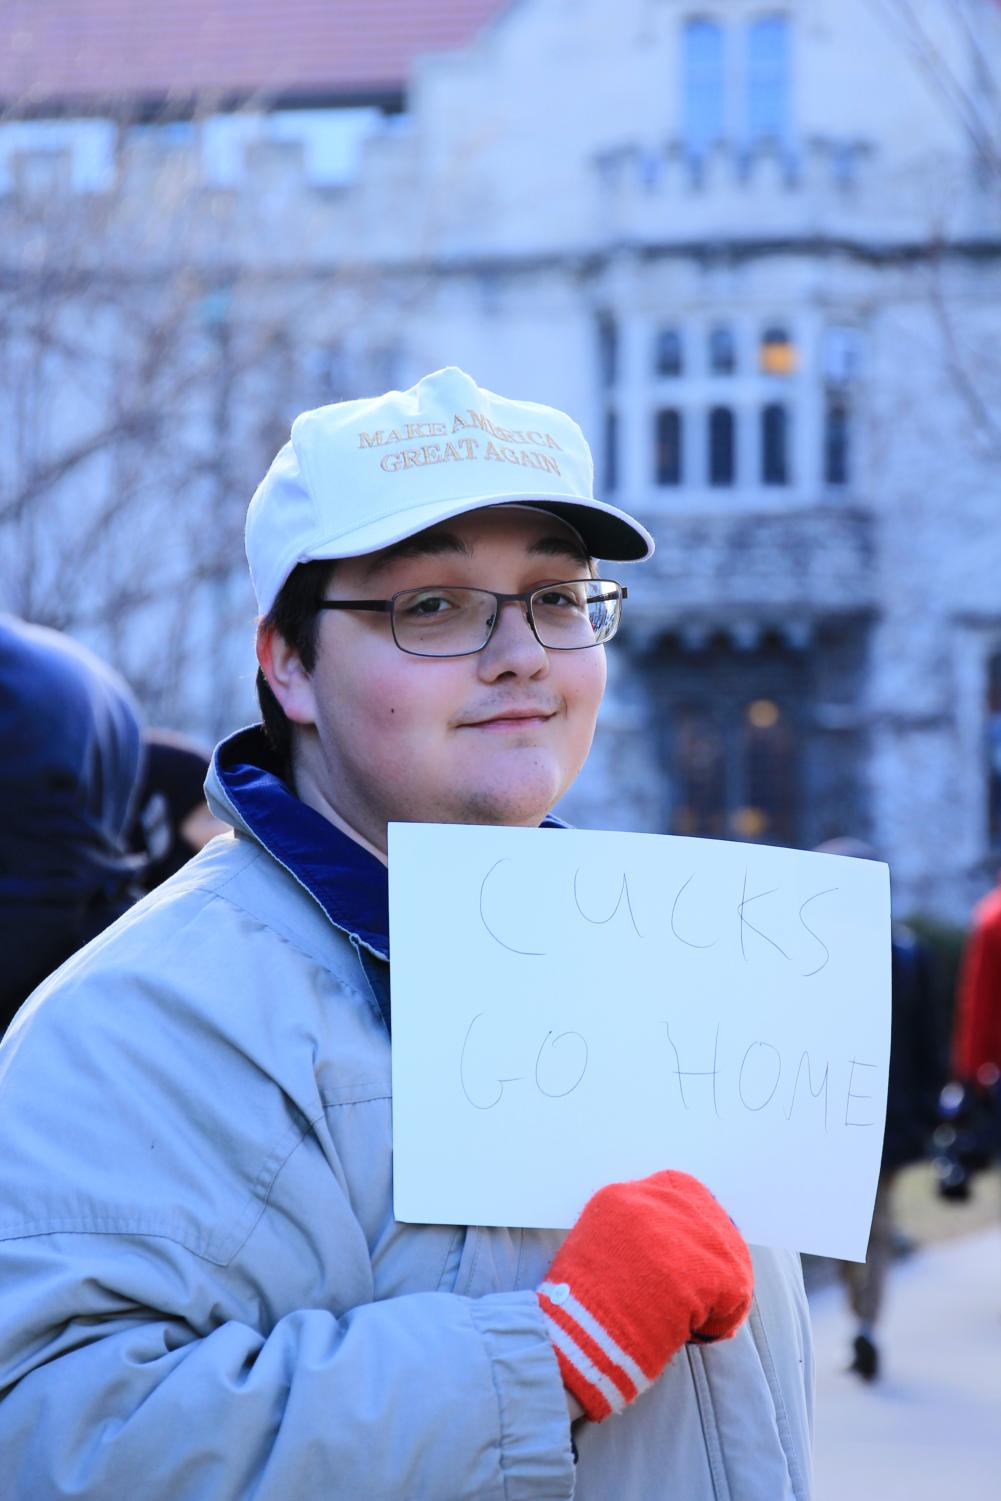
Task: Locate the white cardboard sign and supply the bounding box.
[388,825,890,1260]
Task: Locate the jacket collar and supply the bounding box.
[206,725,568,962]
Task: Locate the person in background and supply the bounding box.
[939,873,1001,1202]
[817,837,945,1382]
[0,616,145,1036]
[952,870,1001,1094]
[131,729,229,893]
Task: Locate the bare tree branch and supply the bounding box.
[874,0,1001,178]
[927,261,1001,456]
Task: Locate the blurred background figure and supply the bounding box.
[817,837,945,1382]
[130,730,228,893]
[933,873,1001,1208]
[951,869,1001,1093]
[0,616,146,1035]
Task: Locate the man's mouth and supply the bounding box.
[460,706,558,729]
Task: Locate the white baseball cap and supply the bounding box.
[246,366,654,614]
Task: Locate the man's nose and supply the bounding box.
[478,598,548,675]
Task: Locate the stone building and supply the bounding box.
[1,0,1000,920]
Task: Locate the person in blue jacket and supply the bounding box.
[0,615,145,1034]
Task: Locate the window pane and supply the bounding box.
[597,313,618,388]
[761,403,789,485]
[824,397,850,486]
[709,406,735,486]
[655,408,683,486]
[760,325,797,375]
[748,14,791,144]
[655,327,683,376]
[736,697,798,845]
[682,19,726,154]
[660,643,808,849]
[823,325,862,384]
[671,704,727,837]
[603,407,619,493]
[309,342,349,399]
[709,324,736,374]
[989,653,1001,847]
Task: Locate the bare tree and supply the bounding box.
[0,99,410,733]
[873,0,1001,460]
[875,0,1001,177]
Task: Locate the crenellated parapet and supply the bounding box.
[588,133,1000,250]
[622,503,876,638]
[593,136,876,199]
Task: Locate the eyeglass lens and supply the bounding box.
[392,582,621,656]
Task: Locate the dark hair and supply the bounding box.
[256,560,336,766]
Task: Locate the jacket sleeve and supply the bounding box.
[0,1233,574,1501]
[0,931,576,1501]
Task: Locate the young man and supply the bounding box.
[0,368,814,1498]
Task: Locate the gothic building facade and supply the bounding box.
[2,0,1000,919]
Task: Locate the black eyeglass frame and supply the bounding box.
[315,580,628,658]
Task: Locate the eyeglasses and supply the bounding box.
[316,579,627,658]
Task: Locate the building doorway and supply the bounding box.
[655,633,806,846]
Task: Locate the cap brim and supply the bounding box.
[296,490,654,568]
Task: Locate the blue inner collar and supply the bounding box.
[213,726,568,962]
[215,727,391,958]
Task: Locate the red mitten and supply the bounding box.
[538,1170,753,1421]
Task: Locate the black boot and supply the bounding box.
[849,1332,879,1381]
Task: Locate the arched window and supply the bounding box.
[747,15,791,145]
[760,325,797,375]
[989,652,1001,848]
[761,403,789,485]
[682,19,726,155]
[603,407,619,494]
[655,408,683,486]
[824,397,850,486]
[709,324,736,374]
[655,327,683,377]
[708,406,736,486]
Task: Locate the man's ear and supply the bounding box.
[256,623,318,727]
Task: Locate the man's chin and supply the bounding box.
[445,776,565,828]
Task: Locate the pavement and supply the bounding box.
[808,1224,1001,1498]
